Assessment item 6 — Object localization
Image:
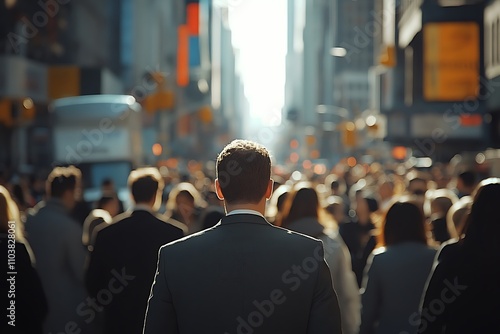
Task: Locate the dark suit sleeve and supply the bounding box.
[16,242,48,329]
[418,261,447,334]
[307,241,343,334]
[359,253,380,334]
[85,228,107,298]
[143,246,179,334]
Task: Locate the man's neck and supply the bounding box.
[225,202,265,216]
[134,202,155,212]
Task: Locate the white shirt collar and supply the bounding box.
[227,209,265,219]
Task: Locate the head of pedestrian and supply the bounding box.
[46,165,82,211]
[128,167,164,212]
[215,139,273,213]
[378,199,428,247]
[462,177,500,253]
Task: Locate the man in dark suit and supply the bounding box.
[85,167,185,334]
[144,140,342,334]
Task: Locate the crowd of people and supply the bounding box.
[1,139,499,333]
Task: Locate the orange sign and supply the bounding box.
[177,25,190,87]
[424,22,479,101]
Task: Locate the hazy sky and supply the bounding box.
[228,0,287,126]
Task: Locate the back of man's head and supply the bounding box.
[128,167,163,205]
[458,170,476,188]
[46,166,81,199]
[216,139,271,204]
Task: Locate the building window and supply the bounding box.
[485,1,500,79]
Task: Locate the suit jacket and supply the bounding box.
[419,240,500,334]
[25,199,90,333]
[85,209,185,334]
[144,213,342,334]
[286,218,361,334]
[0,236,47,334]
[360,242,437,334]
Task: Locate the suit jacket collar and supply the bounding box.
[220,213,272,226]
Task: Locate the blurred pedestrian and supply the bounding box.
[426,189,458,245]
[419,178,500,333]
[340,191,380,287]
[144,139,342,334]
[280,182,361,334]
[377,174,395,213]
[0,185,47,334]
[455,170,477,198]
[446,195,472,240]
[265,183,291,224]
[85,167,185,334]
[82,194,120,250]
[24,166,90,333]
[101,178,125,213]
[165,182,207,234]
[360,200,436,334]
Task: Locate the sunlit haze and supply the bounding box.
[228,0,287,127]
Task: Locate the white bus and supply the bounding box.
[50,94,143,209]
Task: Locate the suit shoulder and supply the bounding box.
[153,213,187,235]
[270,225,324,251]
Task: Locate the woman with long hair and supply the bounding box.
[360,199,437,334]
[419,178,500,333]
[0,185,47,334]
[279,182,361,334]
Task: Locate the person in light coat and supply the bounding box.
[279,182,361,334]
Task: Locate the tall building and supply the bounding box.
[283,0,375,166]
[0,0,124,172]
[333,0,375,115]
[373,0,491,162]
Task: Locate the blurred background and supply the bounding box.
[1,0,500,191]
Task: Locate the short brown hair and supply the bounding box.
[128,167,164,204]
[46,166,81,198]
[216,139,271,204]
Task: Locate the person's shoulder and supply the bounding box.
[159,224,217,253]
[372,246,387,257]
[153,212,188,234]
[271,224,325,249]
[437,238,462,262]
[26,201,45,218]
[93,212,132,238]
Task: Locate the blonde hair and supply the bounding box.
[165,182,207,214]
[0,185,25,242]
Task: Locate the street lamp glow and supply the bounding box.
[330,47,347,57]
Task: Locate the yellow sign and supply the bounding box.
[424,22,479,101]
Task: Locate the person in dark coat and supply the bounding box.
[419,178,500,333]
[144,140,342,334]
[85,167,185,334]
[339,193,379,287]
[0,185,47,334]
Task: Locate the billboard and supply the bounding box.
[423,22,479,101]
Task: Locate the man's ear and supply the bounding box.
[265,179,274,200]
[214,178,225,200]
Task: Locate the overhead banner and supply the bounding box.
[424,22,479,101]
